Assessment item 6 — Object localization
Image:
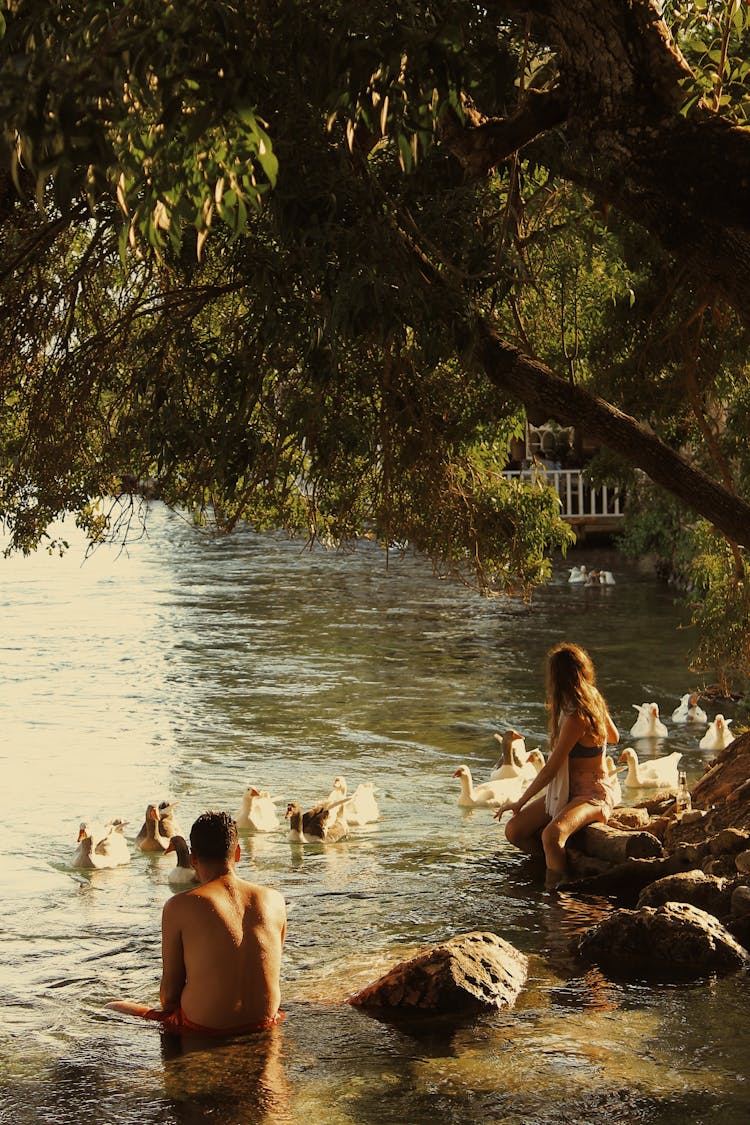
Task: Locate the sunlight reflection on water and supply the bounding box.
[1,503,749,1124]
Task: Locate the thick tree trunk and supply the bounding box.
[477,319,750,548]
[460,2,750,322]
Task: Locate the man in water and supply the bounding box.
[109,810,287,1036]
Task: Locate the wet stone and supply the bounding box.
[347,931,528,1015]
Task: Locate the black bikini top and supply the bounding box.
[569,740,604,760]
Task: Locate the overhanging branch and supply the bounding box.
[441,88,569,177]
[476,319,750,549]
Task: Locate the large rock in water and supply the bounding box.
[576,902,750,980]
[636,870,736,917]
[347,932,528,1014]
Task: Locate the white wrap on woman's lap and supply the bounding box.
[544,763,569,819]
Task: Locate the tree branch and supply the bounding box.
[476,318,750,549]
[441,88,569,177]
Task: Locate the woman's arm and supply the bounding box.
[605,709,619,744]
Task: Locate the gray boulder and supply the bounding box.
[347,931,528,1014]
[576,902,750,980]
[637,869,735,918]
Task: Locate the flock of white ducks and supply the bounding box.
[629,696,734,752]
[453,692,741,811]
[72,777,381,869]
[568,566,616,585]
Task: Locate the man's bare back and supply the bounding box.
[161,872,286,1029]
[108,811,287,1036]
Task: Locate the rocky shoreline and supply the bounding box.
[350,733,750,1017]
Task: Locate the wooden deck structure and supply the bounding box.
[503,468,624,539]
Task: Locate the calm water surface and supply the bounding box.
[1,504,748,1125]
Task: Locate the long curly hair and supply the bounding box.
[546,642,609,746]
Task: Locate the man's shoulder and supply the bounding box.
[238,878,286,909]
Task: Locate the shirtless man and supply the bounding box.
[108,810,287,1036]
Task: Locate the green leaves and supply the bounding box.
[0,0,280,257]
[670,0,750,121]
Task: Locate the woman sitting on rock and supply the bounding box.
[499,642,619,886]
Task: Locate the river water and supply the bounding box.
[1,502,748,1125]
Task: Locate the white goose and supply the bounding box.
[617,747,682,789]
[97,819,131,867]
[166,835,199,886]
[671,693,708,724]
[568,565,588,584]
[325,777,380,826]
[630,702,668,738]
[599,570,616,585]
[452,764,526,809]
[699,714,734,752]
[72,822,130,869]
[235,787,280,833]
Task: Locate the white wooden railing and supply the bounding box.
[502,468,623,522]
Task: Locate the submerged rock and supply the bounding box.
[576,902,750,980]
[347,931,528,1015]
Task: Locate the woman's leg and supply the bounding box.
[504,796,550,856]
[541,798,607,876]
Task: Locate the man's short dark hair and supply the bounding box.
[189,811,238,861]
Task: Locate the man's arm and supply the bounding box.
[159,897,187,1013]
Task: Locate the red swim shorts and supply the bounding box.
[143,1007,286,1037]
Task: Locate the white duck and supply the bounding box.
[630,702,668,738]
[236,786,280,833]
[166,835,199,886]
[599,570,616,585]
[617,747,682,789]
[523,748,546,774]
[699,714,734,752]
[452,765,526,809]
[285,800,348,843]
[568,565,588,584]
[72,822,130,869]
[326,777,380,826]
[97,819,131,867]
[671,693,708,724]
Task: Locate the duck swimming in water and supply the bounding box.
[452,764,526,809]
[489,731,529,780]
[672,693,708,724]
[617,747,682,789]
[136,804,171,852]
[325,777,380,826]
[630,702,668,738]
[166,835,199,886]
[699,714,734,752]
[285,800,349,843]
[72,821,131,869]
[236,786,280,833]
